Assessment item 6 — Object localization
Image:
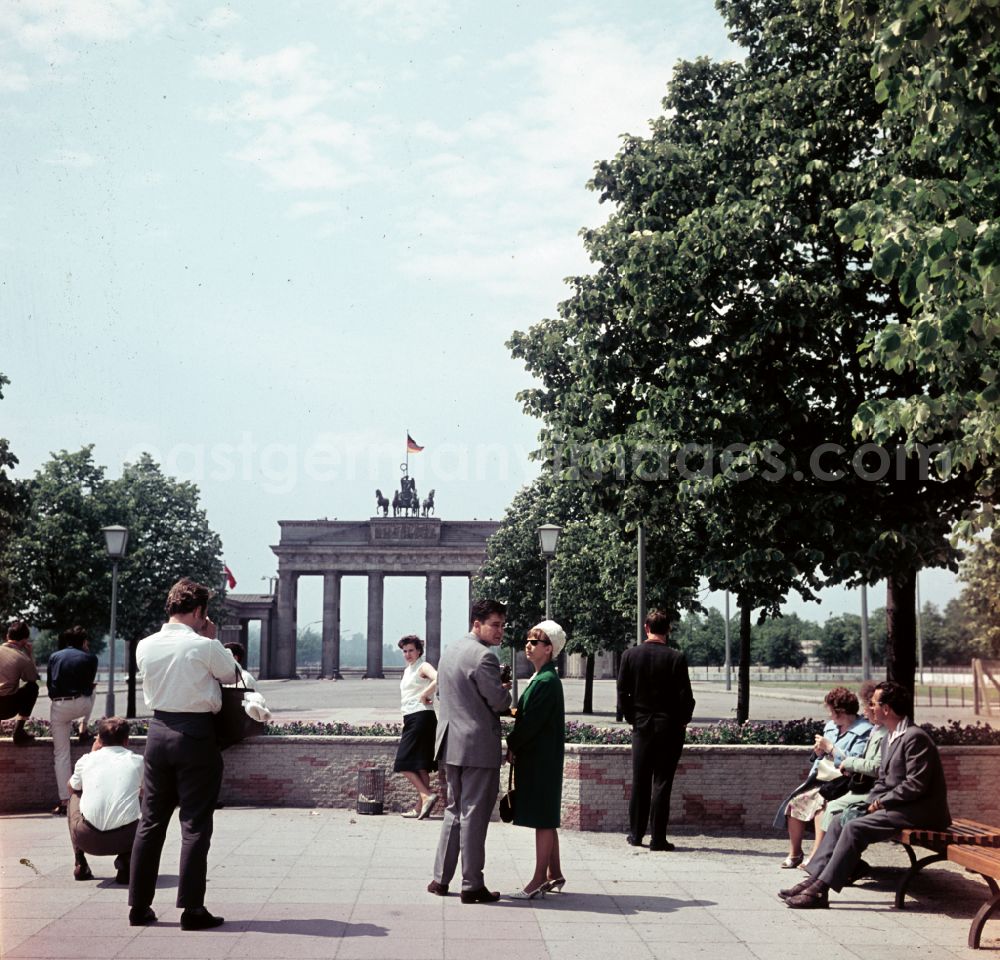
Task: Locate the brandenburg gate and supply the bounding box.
[256,517,498,679]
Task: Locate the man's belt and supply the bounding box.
[50,693,89,701]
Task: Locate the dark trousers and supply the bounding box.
[68,794,137,857]
[129,712,223,910]
[806,808,920,891]
[629,716,685,844]
[0,682,39,720]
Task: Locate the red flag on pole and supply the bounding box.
[406,433,424,453]
[224,565,237,589]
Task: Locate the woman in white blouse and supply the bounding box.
[393,635,439,819]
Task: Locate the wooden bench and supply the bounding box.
[896,818,1000,949]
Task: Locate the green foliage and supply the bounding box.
[956,537,1000,656]
[0,373,28,616]
[750,614,811,668]
[835,0,1000,524]
[5,447,223,648]
[816,610,888,666]
[674,609,729,666]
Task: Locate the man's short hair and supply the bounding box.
[6,620,29,643]
[398,634,424,655]
[875,680,913,718]
[165,578,214,617]
[645,608,678,636]
[98,716,130,747]
[58,626,88,650]
[223,641,246,665]
[469,598,506,628]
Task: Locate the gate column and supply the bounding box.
[366,572,384,678]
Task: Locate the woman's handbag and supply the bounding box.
[818,775,853,801]
[215,675,267,750]
[498,764,515,823]
[815,757,840,781]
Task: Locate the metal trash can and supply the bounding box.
[356,767,385,815]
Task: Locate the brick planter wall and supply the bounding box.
[3,738,998,832]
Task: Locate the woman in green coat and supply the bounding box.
[505,619,566,900]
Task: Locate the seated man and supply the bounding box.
[0,620,40,745]
[67,716,144,883]
[781,680,951,909]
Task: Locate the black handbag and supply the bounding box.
[818,775,853,801]
[215,675,267,750]
[498,764,515,823]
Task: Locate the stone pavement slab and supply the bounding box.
[1,807,994,959]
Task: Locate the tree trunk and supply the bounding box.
[582,653,595,714]
[614,650,624,722]
[886,568,917,705]
[737,599,752,725]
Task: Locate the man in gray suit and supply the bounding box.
[782,680,951,908]
[428,599,511,903]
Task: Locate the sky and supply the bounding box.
[1,0,961,649]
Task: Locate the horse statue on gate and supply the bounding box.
[375,489,389,517]
[392,475,422,517]
[421,489,435,517]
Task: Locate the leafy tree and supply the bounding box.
[816,610,888,666]
[956,537,1000,657]
[0,373,28,617]
[836,0,1000,525]
[509,0,978,716]
[675,610,729,667]
[8,448,224,687]
[750,614,811,668]
[9,447,113,645]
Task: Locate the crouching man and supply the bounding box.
[781,680,950,908]
[67,716,143,883]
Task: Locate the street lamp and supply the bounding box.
[537,524,561,618]
[101,525,128,717]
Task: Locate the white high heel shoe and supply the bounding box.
[508,885,546,900]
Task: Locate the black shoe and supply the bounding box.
[785,883,829,909]
[649,840,675,851]
[779,877,816,900]
[180,907,224,930]
[12,728,35,746]
[626,834,643,846]
[52,803,67,817]
[460,887,501,904]
[427,880,449,896]
[114,854,130,885]
[129,907,157,927]
[73,862,93,881]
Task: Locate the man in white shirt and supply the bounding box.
[67,716,143,883]
[127,578,238,931]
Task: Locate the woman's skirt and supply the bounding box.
[786,785,825,822]
[393,710,437,773]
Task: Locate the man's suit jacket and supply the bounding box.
[867,722,951,828]
[434,632,512,768]
[617,642,695,727]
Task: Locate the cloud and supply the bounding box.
[197,45,376,192]
[202,7,241,31]
[333,0,451,42]
[0,0,171,65]
[0,61,30,91]
[395,23,678,298]
[44,148,97,167]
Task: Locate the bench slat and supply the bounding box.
[949,846,1000,876]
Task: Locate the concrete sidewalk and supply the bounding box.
[1,807,993,959]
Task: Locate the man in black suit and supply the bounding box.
[782,680,951,908]
[617,608,695,851]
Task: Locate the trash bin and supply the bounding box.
[356,767,385,815]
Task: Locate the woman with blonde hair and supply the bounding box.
[505,620,566,899]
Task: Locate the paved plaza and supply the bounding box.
[1,806,994,959]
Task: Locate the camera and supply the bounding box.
[499,663,512,684]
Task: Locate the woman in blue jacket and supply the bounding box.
[774,686,872,868]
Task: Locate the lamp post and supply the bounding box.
[537,523,562,687]
[101,525,128,717]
